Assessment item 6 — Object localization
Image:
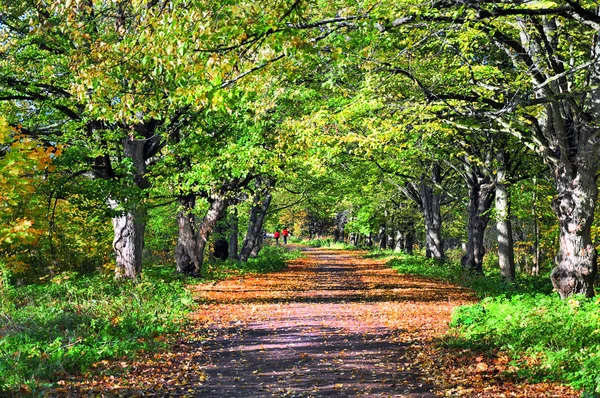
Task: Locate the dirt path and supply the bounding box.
[53,247,579,397]
[189,247,474,397]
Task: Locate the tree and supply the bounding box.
[368,0,600,297]
[0,0,345,278]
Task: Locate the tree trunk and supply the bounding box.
[532,177,540,276]
[514,15,600,297]
[362,233,370,247]
[378,223,387,250]
[239,191,272,261]
[462,172,495,274]
[419,166,444,260]
[495,150,515,283]
[550,165,598,298]
[404,229,414,255]
[228,208,239,260]
[194,197,229,275]
[111,202,145,279]
[250,232,264,258]
[387,217,395,249]
[335,210,349,242]
[174,195,199,274]
[111,138,148,279]
[394,230,404,253]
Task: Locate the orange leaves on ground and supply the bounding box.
[46,247,581,397]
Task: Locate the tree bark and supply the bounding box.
[111,138,149,279]
[335,210,349,242]
[111,202,145,279]
[239,191,272,261]
[495,150,515,283]
[550,164,598,298]
[250,232,264,258]
[404,228,414,255]
[378,222,387,250]
[461,171,495,274]
[174,195,199,274]
[531,177,540,276]
[419,177,444,260]
[212,212,229,261]
[394,230,404,253]
[514,15,600,297]
[387,216,395,249]
[193,197,228,275]
[228,208,239,260]
[366,233,373,247]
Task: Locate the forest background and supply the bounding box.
[2,0,600,395]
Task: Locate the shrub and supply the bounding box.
[388,253,553,298]
[204,244,302,279]
[386,252,600,393]
[450,294,600,393]
[0,264,194,394]
[301,237,370,250]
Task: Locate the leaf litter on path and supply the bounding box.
[50,247,579,397]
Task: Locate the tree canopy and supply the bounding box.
[1,0,600,298]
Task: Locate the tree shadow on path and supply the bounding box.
[49,247,474,397]
[184,247,473,397]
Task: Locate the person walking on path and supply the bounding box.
[282,228,289,244]
[273,230,281,245]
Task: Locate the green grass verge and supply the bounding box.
[450,294,600,394]
[203,244,302,280]
[0,264,195,394]
[0,245,300,394]
[386,252,600,394]
[298,237,367,250]
[387,253,553,298]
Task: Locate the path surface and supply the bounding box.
[189,247,473,397]
[52,247,580,397]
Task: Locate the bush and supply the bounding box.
[301,237,368,250]
[388,254,461,282]
[386,252,600,393]
[204,244,302,279]
[0,264,194,394]
[450,294,600,393]
[387,253,553,298]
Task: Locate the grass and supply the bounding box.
[450,294,600,393]
[0,244,299,395]
[203,244,302,280]
[297,237,369,250]
[0,264,195,395]
[384,251,600,394]
[387,252,554,299]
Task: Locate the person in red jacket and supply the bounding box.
[273,230,281,244]
[282,228,289,244]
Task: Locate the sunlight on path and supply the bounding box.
[51,247,581,397]
[190,248,474,397]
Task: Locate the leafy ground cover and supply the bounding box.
[0,245,298,396]
[298,237,362,250]
[202,245,302,280]
[386,252,599,395]
[0,265,194,395]
[40,246,578,397]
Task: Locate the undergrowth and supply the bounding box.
[0,264,194,395]
[0,245,298,395]
[386,252,600,394]
[203,244,302,280]
[300,237,367,250]
[450,294,600,394]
